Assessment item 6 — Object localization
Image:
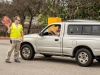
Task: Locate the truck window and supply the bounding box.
[67,24,100,35]
[92,26,100,35]
[82,26,92,34]
[68,25,82,35]
[42,24,61,36]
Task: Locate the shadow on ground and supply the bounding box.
[24,55,100,67]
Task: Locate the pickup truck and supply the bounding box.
[20,20,100,67]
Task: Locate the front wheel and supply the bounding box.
[20,44,35,60]
[75,48,93,67]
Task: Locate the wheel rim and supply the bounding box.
[22,47,30,58]
[78,52,89,64]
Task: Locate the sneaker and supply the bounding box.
[14,59,20,63]
[5,60,11,63]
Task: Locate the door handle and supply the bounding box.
[55,39,59,41]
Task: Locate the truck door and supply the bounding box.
[36,24,62,53]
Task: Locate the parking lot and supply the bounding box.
[0,40,100,75]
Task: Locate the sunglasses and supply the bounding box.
[17,19,20,21]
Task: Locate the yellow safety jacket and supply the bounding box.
[10,23,23,39]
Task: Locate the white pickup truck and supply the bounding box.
[20,20,100,67]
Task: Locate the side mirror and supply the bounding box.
[39,32,43,36]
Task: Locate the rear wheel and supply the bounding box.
[20,44,35,60]
[75,48,93,67]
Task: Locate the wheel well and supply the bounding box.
[20,42,35,52]
[73,45,94,58]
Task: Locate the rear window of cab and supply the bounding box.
[67,25,100,35]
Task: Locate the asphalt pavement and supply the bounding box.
[0,38,100,75]
[0,40,10,45]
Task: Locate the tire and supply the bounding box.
[20,44,35,60]
[96,59,100,62]
[43,54,52,57]
[75,48,93,67]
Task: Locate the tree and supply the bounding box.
[38,0,65,26]
[11,0,43,34]
[11,0,28,25]
[66,0,100,20]
[0,0,11,17]
[26,0,42,34]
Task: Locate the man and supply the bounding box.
[5,16,23,63]
[50,25,61,36]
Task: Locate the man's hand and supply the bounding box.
[21,32,24,43]
[50,28,54,31]
[49,28,55,35]
[21,39,23,43]
[49,28,59,36]
[7,27,10,33]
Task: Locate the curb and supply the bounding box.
[0,37,10,40]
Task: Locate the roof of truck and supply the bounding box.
[48,19,100,25]
[66,19,100,22]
